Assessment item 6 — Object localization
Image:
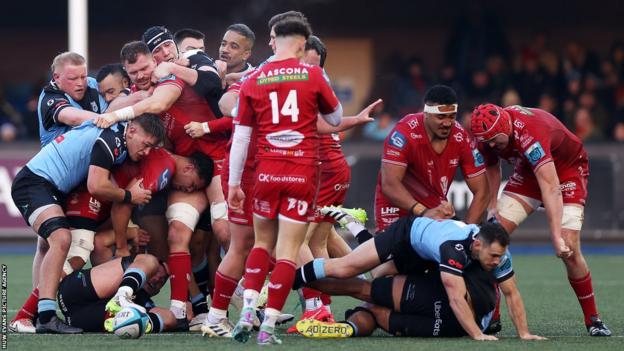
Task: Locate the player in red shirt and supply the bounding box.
[375,85,488,233]
[96,40,228,327]
[227,18,341,345]
[470,104,611,336]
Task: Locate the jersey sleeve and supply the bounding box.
[234,81,254,127]
[459,132,486,178]
[139,149,176,193]
[315,68,339,115]
[438,240,468,276]
[39,90,71,130]
[478,144,500,167]
[493,249,514,283]
[518,131,553,172]
[381,123,412,167]
[156,75,185,91]
[90,130,117,170]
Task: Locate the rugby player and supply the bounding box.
[470,103,611,336]
[58,253,175,332]
[218,24,255,86]
[295,216,513,341]
[375,85,489,232]
[95,63,131,104]
[228,17,342,345]
[11,114,162,333]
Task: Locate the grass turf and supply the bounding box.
[1,254,622,350]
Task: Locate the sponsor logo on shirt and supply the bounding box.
[158,169,170,191]
[449,158,458,166]
[410,133,422,139]
[258,173,306,183]
[447,259,463,269]
[90,101,98,112]
[380,207,400,215]
[386,149,401,157]
[266,129,304,148]
[256,67,310,85]
[560,181,577,191]
[454,132,464,142]
[388,131,406,149]
[524,142,546,166]
[472,149,484,167]
[334,182,350,191]
[408,119,419,129]
[520,130,534,148]
[514,119,525,129]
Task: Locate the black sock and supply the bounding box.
[293,262,318,290]
[147,312,162,333]
[120,268,146,293]
[191,293,208,315]
[37,298,56,324]
[355,229,373,245]
[193,262,210,297]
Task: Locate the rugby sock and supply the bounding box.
[355,230,373,245]
[267,259,296,312]
[147,312,164,333]
[302,287,323,311]
[243,290,260,310]
[345,320,359,336]
[168,251,191,307]
[192,256,210,297]
[346,221,366,237]
[262,307,280,329]
[242,247,271,293]
[230,280,245,310]
[37,298,56,324]
[212,271,238,310]
[120,268,147,294]
[569,272,599,326]
[321,293,333,310]
[191,293,208,316]
[268,256,276,272]
[207,307,228,324]
[14,287,39,321]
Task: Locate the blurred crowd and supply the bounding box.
[2,31,624,144]
[362,31,624,143]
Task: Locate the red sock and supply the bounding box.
[320,293,332,306]
[13,287,39,321]
[569,272,599,326]
[492,283,501,321]
[168,252,191,302]
[302,287,322,300]
[243,247,270,292]
[211,271,238,310]
[267,259,296,311]
[268,256,276,272]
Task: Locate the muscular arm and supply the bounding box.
[485,163,502,218]
[464,173,489,224]
[499,276,533,339]
[87,166,125,203]
[107,91,149,111]
[111,202,133,254]
[534,162,565,253]
[440,272,491,340]
[163,61,220,87]
[129,84,182,115]
[57,107,99,126]
[380,162,423,214]
[219,91,239,116]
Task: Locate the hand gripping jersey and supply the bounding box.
[479,106,589,204]
[26,121,127,194]
[37,77,108,146]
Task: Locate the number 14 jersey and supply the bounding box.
[235,57,339,165]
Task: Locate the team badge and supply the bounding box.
[388,131,406,149]
[472,149,484,167]
[524,142,546,166]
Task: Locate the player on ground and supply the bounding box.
[470,103,611,336]
[295,216,514,341]
[57,254,175,332]
[228,17,342,345]
[11,114,162,333]
[375,85,488,232]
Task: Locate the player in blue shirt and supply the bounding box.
[11,114,163,333]
[295,211,543,340]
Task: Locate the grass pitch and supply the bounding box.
[1,254,622,351]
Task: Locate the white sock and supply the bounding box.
[230,279,245,310]
[242,289,259,310]
[346,221,366,237]
[324,304,332,314]
[207,307,227,324]
[304,297,323,311]
[262,308,280,329]
[170,299,186,319]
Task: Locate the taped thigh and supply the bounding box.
[497,192,540,226]
[166,202,200,231]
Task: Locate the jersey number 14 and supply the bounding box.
[269,90,300,124]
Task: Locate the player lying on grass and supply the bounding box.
[296,261,545,339]
[57,253,174,332]
[295,209,538,341]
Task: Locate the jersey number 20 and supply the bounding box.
[269,90,300,124]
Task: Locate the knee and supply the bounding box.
[135,254,160,274]
[48,229,71,252]
[167,221,192,246]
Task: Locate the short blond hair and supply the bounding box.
[51,52,86,74]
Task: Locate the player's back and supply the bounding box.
[239,58,335,165]
[409,217,478,262]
